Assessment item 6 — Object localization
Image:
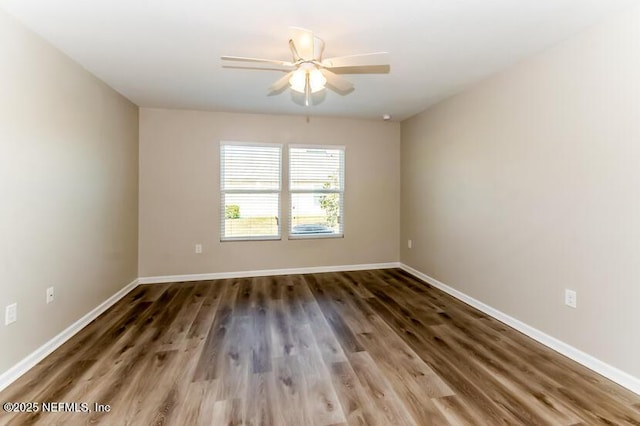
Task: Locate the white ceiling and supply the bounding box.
[1,0,637,121]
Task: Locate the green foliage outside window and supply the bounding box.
[319,175,339,228]
[225,204,240,219]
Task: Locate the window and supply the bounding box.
[220,142,281,241]
[289,146,345,238]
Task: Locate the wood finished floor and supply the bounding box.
[1,269,639,425]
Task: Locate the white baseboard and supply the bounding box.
[138,262,401,284]
[0,278,139,393]
[400,263,640,396]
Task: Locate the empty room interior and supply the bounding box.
[1,0,640,424]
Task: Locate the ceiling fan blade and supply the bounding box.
[269,71,294,93]
[320,69,354,93]
[223,65,298,74]
[322,52,390,68]
[289,27,315,60]
[327,64,390,75]
[289,40,300,61]
[221,55,294,67]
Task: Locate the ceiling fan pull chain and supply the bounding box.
[305,72,311,106]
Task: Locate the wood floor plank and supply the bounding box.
[432,395,481,426]
[1,269,639,426]
[121,350,183,424]
[211,398,243,426]
[328,361,379,426]
[171,379,218,425]
[185,281,226,352]
[319,273,374,335]
[346,351,419,426]
[157,282,203,351]
[147,322,213,426]
[282,275,310,324]
[250,277,273,374]
[314,299,365,355]
[191,279,238,382]
[296,346,347,426]
[265,275,282,301]
[302,300,348,365]
[268,298,296,358]
[355,330,452,426]
[215,315,252,401]
[234,277,254,316]
[339,271,375,299]
[244,372,276,426]
[272,356,313,426]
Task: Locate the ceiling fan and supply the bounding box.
[221,27,390,106]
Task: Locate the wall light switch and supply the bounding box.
[195,244,203,254]
[5,303,17,325]
[47,287,55,304]
[565,289,577,308]
[408,239,412,249]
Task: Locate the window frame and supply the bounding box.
[219,141,283,242]
[288,144,345,240]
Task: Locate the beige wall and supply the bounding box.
[401,7,640,378]
[139,109,400,277]
[0,10,139,373]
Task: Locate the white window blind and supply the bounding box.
[220,143,282,241]
[289,146,345,238]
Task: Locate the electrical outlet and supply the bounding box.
[408,239,412,249]
[47,287,55,304]
[195,244,203,254]
[5,303,17,325]
[565,289,577,308]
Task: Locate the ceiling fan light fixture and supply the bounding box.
[289,67,326,94]
[308,69,327,93]
[289,69,307,93]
